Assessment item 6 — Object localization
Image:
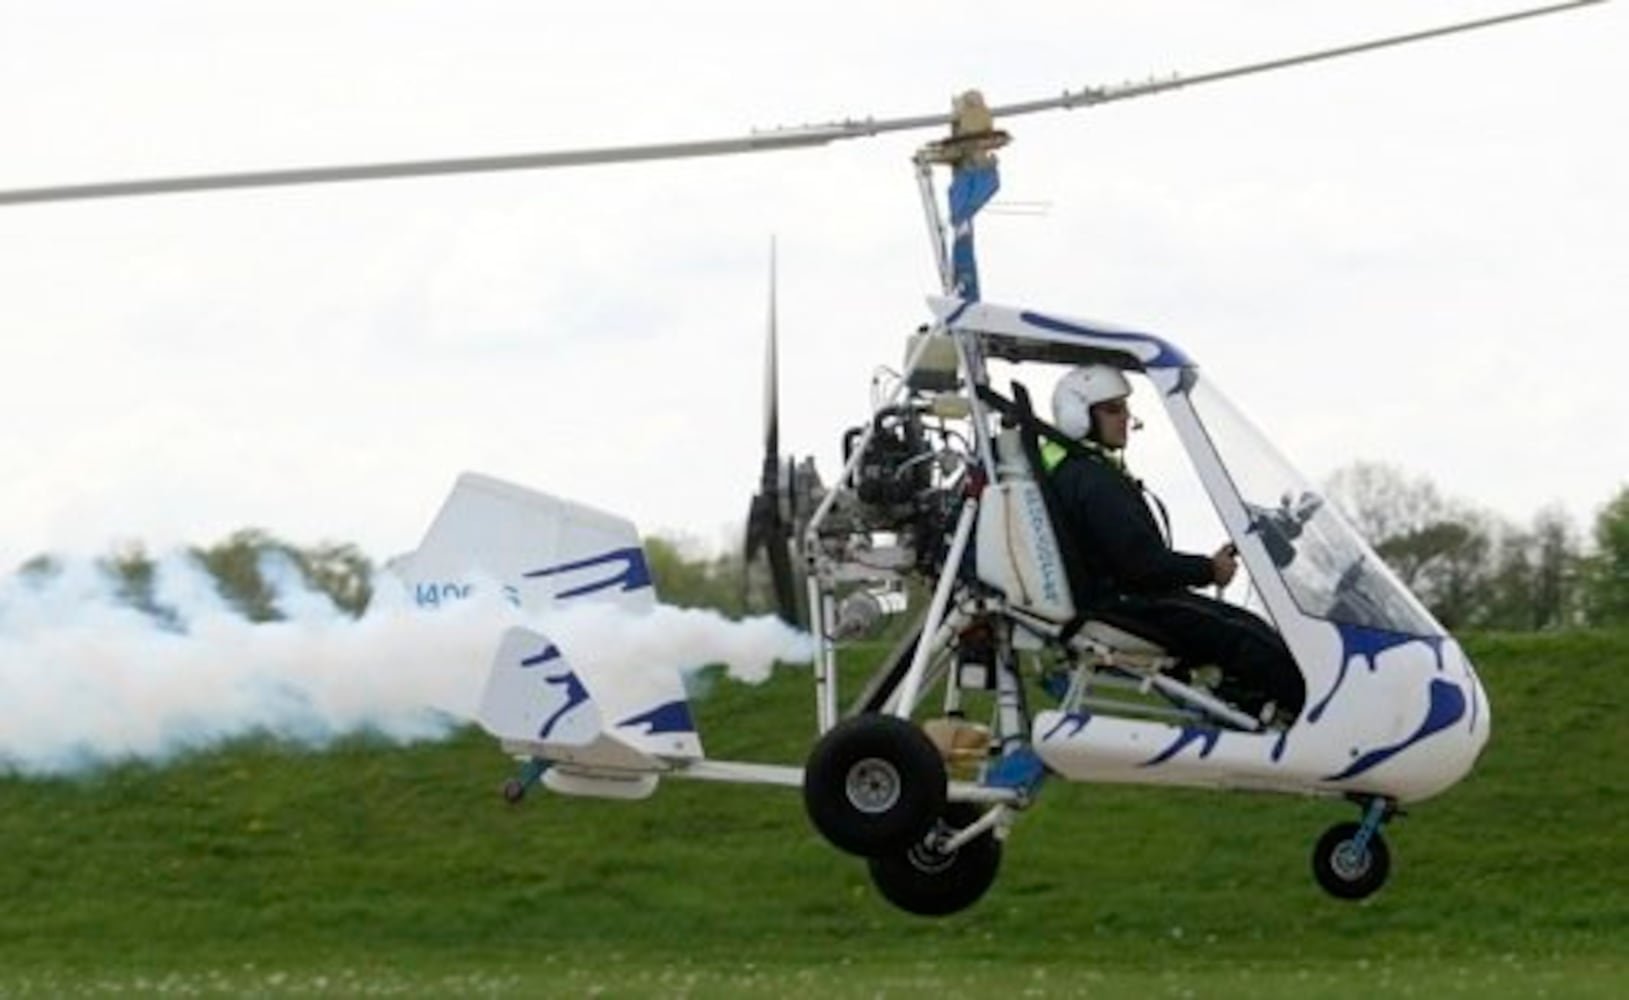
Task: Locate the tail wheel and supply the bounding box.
[803,714,946,857]
[868,803,1002,917]
[1312,821,1392,900]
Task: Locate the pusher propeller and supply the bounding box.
[742,243,804,626]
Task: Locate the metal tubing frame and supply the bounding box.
[805,330,948,735]
[892,497,980,718]
[993,633,1027,749]
[938,802,1009,854]
[812,572,838,733]
[809,147,972,734]
[914,154,954,294]
[809,131,1013,739]
[877,614,962,717]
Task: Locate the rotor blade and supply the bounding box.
[0,0,1602,207]
[991,0,1608,121]
[0,119,938,207]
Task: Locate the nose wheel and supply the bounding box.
[1312,797,1395,900]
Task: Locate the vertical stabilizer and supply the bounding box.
[397,473,701,764]
[399,473,655,613]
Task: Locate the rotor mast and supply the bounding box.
[914,92,1011,303]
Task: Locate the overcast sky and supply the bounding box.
[1,0,1623,573]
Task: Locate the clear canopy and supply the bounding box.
[1185,377,1441,638]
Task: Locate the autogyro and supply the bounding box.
[5,1,1601,916]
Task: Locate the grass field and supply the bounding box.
[1,629,1625,996]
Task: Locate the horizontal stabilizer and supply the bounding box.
[479,626,703,770]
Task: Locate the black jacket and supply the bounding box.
[1048,449,1214,610]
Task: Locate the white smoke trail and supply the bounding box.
[0,553,812,776]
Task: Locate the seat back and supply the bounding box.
[973,382,1083,625]
[974,432,1077,623]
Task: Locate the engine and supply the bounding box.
[830,403,965,578]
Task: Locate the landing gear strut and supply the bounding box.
[500,757,550,805]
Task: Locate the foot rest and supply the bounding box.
[1076,619,1169,657]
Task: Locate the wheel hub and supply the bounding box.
[1331,841,1372,880]
[845,756,902,814]
[904,822,960,874]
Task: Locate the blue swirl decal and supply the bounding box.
[1271,728,1291,763]
[520,645,561,667]
[516,638,589,741]
[538,669,589,741]
[1142,724,1223,767]
[524,547,654,600]
[1017,311,1192,370]
[1325,678,1466,782]
[1308,623,1445,723]
[619,700,696,736]
[1041,712,1091,741]
[949,164,999,302]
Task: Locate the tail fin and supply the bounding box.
[396,472,655,614]
[399,473,703,765]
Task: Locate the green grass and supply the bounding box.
[1,630,1625,996]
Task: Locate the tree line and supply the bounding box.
[659,464,1629,632]
[13,465,1628,632]
[1325,463,1627,630]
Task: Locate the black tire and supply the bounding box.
[1312,821,1391,900]
[501,778,528,804]
[803,714,947,857]
[868,803,1002,917]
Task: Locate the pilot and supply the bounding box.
[1042,364,1305,725]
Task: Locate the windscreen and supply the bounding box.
[1185,378,1441,637]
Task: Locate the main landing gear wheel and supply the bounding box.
[1312,821,1392,900]
[868,803,1002,917]
[803,714,947,857]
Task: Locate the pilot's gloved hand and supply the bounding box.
[1211,544,1239,587]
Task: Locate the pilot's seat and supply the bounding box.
[973,381,1261,731]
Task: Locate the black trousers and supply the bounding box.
[1096,591,1306,717]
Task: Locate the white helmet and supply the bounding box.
[1052,364,1132,440]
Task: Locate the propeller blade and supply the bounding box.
[0,0,1601,207]
[762,240,779,486]
[743,241,802,625]
[765,523,801,628]
[744,496,765,563]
